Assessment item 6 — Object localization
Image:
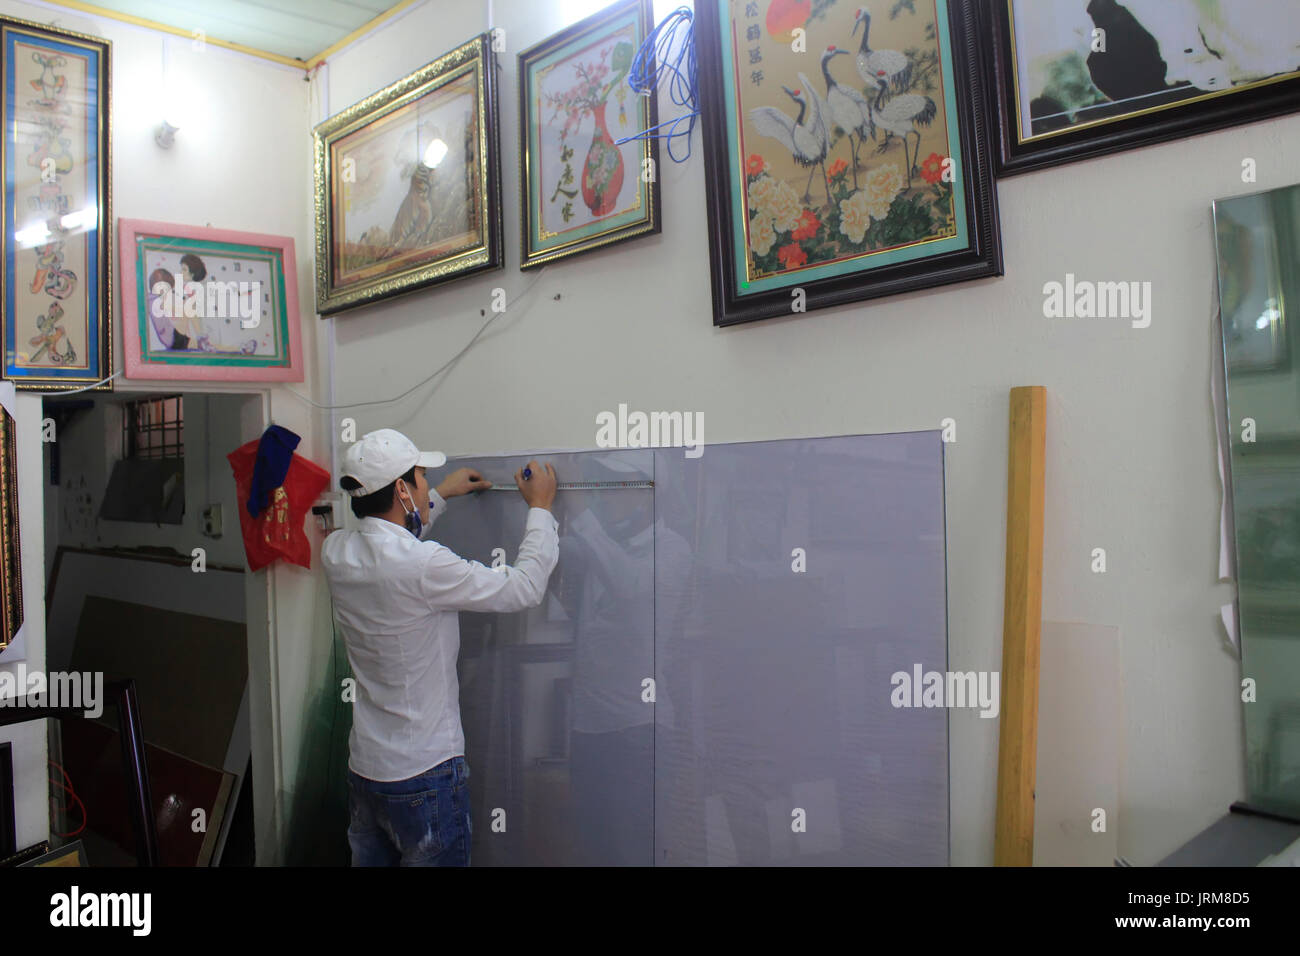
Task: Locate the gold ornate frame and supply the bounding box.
[313,33,502,315]
[0,407,21,651]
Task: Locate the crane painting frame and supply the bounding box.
[313,33,502,316]
[698,0,1000,327]
[990,0,1300,177]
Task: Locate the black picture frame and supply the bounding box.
[0,742,14,859]
[697,0,1002,327]
[0,679,159,866]
[990,0,1300,176]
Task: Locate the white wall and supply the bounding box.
[316,0,1288,865]
[0,0,320,863]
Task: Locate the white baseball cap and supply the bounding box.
[341,428,447,497]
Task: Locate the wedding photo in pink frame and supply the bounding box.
[119,218,303,382]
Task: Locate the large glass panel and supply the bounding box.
[653,432,949,864]
[1215,183,1300,818]
[436,432,950,864]
[434,450,655,865]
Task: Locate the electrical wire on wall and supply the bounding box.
[283,264,548,414]
[613,6,699,163]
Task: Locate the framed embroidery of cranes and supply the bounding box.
[1,17,112,391]
[518,0,660,270]
[696,0,1000,327]
[313,34,503,315]
[990,0,1300,175]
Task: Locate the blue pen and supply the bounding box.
[522,467,532,480]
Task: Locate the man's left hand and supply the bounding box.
[437,468,492,498]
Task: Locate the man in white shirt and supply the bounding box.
[321,428,558,866]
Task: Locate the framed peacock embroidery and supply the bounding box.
[697,0,1001,326]
[518,0,660,270]
[313,34,502,315]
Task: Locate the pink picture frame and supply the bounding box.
[119,218,303,382]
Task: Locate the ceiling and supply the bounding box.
[66,0,403,63]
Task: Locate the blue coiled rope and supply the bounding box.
[613,6,699,163]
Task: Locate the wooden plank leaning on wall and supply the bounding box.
[995,386,1046,866]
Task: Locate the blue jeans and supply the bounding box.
[347,756,472,866]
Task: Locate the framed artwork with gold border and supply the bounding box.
[990,0,1300,175]
[313,33,501,315]
[518,0,660,270]
[1,16,112,391]
[0,403,21,653]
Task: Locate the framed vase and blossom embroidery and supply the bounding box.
[697,0,1000,326]
[518,0,660,270]
[0,17,112,391]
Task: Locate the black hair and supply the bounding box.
[180,253,207,282]
[342,465,417,519]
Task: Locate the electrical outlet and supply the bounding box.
[202,504,223,538]
[312,492,345,533]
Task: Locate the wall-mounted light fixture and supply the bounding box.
[155,38,183,149]
[155,118,178,149]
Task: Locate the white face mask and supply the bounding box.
[398,481,422,538]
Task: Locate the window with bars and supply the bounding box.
[122,395,184,460]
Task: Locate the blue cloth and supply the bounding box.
[346,756,472,867]
[246,424,301,518]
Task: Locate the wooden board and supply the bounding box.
[995,386,1046,866]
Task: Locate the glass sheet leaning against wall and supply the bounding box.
[434,431,949,865]
[1214,183,1300,820]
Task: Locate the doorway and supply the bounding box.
[40,389,266,865]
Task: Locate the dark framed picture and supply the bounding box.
[18,839,87,867]
[1,16,112,391]
[0,401,20,652]
[518,0,660,269]
[697,0,1001,327]
[991,0,1300,176]
[313,33,501,315]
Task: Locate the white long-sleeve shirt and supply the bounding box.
[321,490,559,781]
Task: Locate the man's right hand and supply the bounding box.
[516,460,557,510]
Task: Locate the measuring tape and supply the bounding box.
[478,479,654,492]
